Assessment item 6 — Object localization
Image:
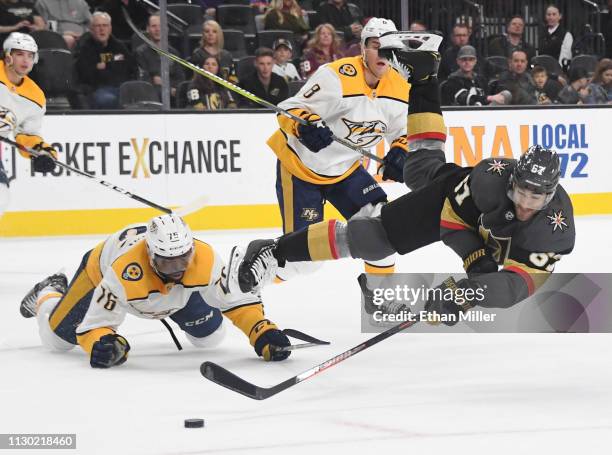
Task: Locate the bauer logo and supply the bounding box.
[447,122,590,180]
[122,263,143,281]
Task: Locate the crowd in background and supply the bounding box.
[0,0,611,110]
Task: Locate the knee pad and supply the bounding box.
[37,299,75,352]
[345,216,396,261]
[185,321,226,348]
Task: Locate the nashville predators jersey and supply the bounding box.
[0,60,47,154]
[268,56,410,184]
[440,158,575,303]
[76,224,260,335]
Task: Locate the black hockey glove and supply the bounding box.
[253,324,291,361]
[31,143,57,173]
[90,334,130,368]
[424,277,482,326]
[463,248,498,276]
[296,113,333,153]
[379,146,407,183]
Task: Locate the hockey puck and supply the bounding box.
[184,418,205,428]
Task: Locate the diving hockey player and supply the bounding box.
[20,214,291,368]
[0,32,57,219]
[264,17,413,283]
[225,41,575,321]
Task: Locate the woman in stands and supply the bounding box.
[300,23,343,78]
[184,55,236,110]
[584,58,612,104]
[191,19,234,80]
[264,0,309,36]
[539,4,573,66]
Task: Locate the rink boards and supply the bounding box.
[1,106,610,236]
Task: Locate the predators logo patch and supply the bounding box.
[300,208,320,222]
[122,263,143,281]
[339,63,357,77]
[341,118,387,147]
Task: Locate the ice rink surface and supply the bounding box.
[1,216,612,455]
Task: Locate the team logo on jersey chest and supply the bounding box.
[301,208,320,222]
[122,262,143,281]
[486,159,509,176]
[339,63,357,77]
[341,118,387,147]
[547,210,568,233]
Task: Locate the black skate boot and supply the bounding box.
[226,239,279,294]
[358,273,411,320]
[20,273,68,318]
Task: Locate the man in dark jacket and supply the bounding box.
[75,11,137,109]
[135,13,184,102]
[490,49,537,105]
[441,45,508,106]
[317,0,363,42]
[238,47,288,108]
[488,15,536,62]
[438,23,474,81]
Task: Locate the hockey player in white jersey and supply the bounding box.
[20,214,292,368]
[259,17,410,284]
[0,32,58,219]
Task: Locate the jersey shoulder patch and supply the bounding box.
[327,56,367,97]
[470,158,516,212]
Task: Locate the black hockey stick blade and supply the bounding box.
[201,318,419,400]
[282,328,330,345]
[201,361,296,400]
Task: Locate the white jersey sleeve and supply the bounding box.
[278,65,343,121]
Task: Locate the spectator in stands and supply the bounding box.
[251,0,271,15]
[557,66,589,104]
[532,65,562,104]
[97,0,149,42]
[317,0,363,43]
[191,20,234,81]
[441,45,508,106]
[238,47,288,107]
[185,55,237,110]
[0,0,45,43]
[539,4,573,66]
[490,49,537,105]
[272,38,301,81]
[583,59,612,104]
[135,14,184,103]
[438,23,472,80]
[75,11,137,109]
[301,22,343,78]
[409,20,427,32]
[34,0,91,49]
[488,15,535,62]
[264,0,309,38]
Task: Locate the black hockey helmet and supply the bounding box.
[507,145,560,210]
[511,145,560,194]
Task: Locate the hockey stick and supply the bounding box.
[273,328,331,353]
[0,136,207,216]
[121,7,384,164]
[201,317,419,400]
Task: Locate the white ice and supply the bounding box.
[1,216,612,454]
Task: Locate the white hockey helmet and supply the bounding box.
[146,214,194,280]
[361,17,403,49]
[3,32,39,64]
